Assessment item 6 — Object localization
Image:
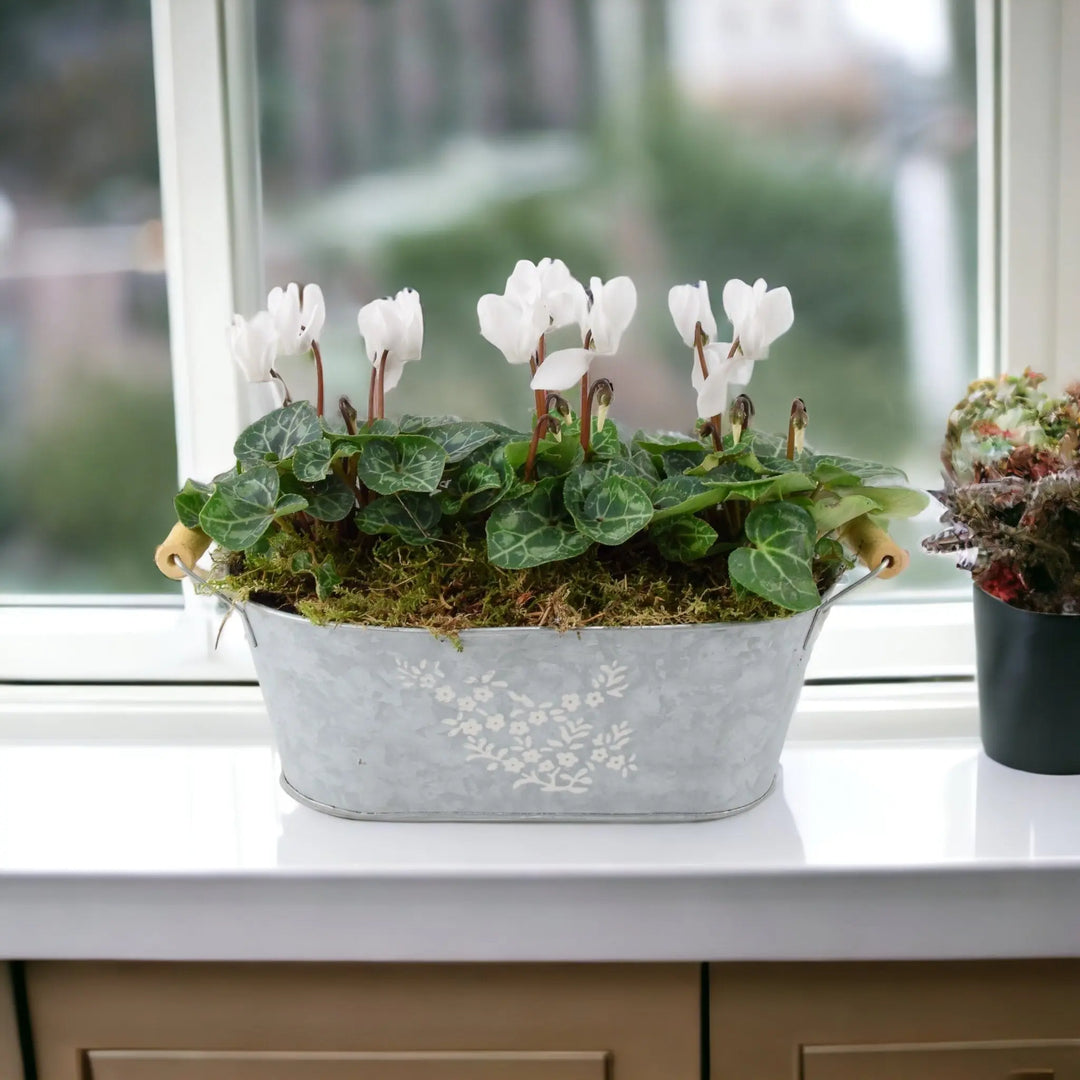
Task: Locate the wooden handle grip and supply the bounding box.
[839,516,909,580]
[154,523,211,581]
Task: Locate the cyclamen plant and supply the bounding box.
[923,370,1080,613]
[164,259,926,624]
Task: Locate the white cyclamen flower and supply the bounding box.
[226,311,278,383]
[667,281,717,348]
[478,263,550,366]
[531,275,637,392]
[691,344,754,420]
[267,282,326,357]
[721,277,793,360]
[356,287,424,391]
[536,257,588,330]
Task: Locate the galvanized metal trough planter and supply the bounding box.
[220,568,879,823]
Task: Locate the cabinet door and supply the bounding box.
[710,961,1080,1080]
[804,1040,1080,1079]
[87,1049,609,1080]
[27,963,699,1080]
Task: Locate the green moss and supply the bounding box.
[212,524,843,632]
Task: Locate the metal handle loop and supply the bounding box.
[172,557,257,648]
[803,557,892,650]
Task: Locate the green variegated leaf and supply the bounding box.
[631,431,710,454]
[297,474,356,521]
[174,479,213,528]
[577,475,654,545]
[289,551,314,572]
[814,536,848,564]
[728,502,820,612]
[564,462,653,545]
[810,453,907,484]
[589,420,624,459]
[628,444,662,483]
[439,461,507,516]
[651,475,713,510]
[650,515,718,562]
[486,477,591,569]
[416,422,500,463]
[809,493,880,536]
[275,492,309,516]
[314,556,341,599]
[292,439,362,483]
[288,551,340,600]
[198,465,280,550]
[660,448,708,477]
[739,429,791,456]
[503,435,584,479]
[650,472,816,523]
[812,460,862,486]
[233,402,323,465]
[835,484,930,519]
[399,414,460,431]
[355,435,447,495]
[355,491,443,545]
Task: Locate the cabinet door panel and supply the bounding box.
[804,1040,1080,1080]
[29,963,699,1080]
[0,964,23,1080]
[87,1049,609,1080]
[710,961,1080,1080]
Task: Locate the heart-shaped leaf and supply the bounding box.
[198,465,281,550]
[293,439,361,482]
[233,402,323,465]
[356,491,443,545]
[728,501,820,612]
[810,453,907,484]
[503,435,584,479]
[175,479,213,528]
[486,477,591,569]
[415,421,500,463]
[836,484,930,519]
[286,473,356,521]
[576,475,653,545]
[439,461,507,516]
[355,435,448,495]
[650,515,718,563]
[809,493,880,536]
[651,472,816,523]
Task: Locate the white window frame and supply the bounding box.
[0,0,1076,685]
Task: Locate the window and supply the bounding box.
[1,0,1076,685]
[0,0,178,597]
[254,0,978,601]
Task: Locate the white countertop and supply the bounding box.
[1,695,1078,962]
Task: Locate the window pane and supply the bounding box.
[256,0,978,596]
[0,0,178,595]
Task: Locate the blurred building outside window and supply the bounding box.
[0,0,178,596]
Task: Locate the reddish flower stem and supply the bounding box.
[311,341,325,417]
[531,334,548,422]
[523,414,560,482]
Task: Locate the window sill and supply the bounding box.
[0,699,1077,962]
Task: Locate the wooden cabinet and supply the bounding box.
[19,959,1080,1080]
[24,963,699,1080]
[1,964,23,1080]
[710,961,1080,1080]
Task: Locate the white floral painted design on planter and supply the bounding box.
[395,658,636,793]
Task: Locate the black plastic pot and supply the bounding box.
[973,584,1080,775]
